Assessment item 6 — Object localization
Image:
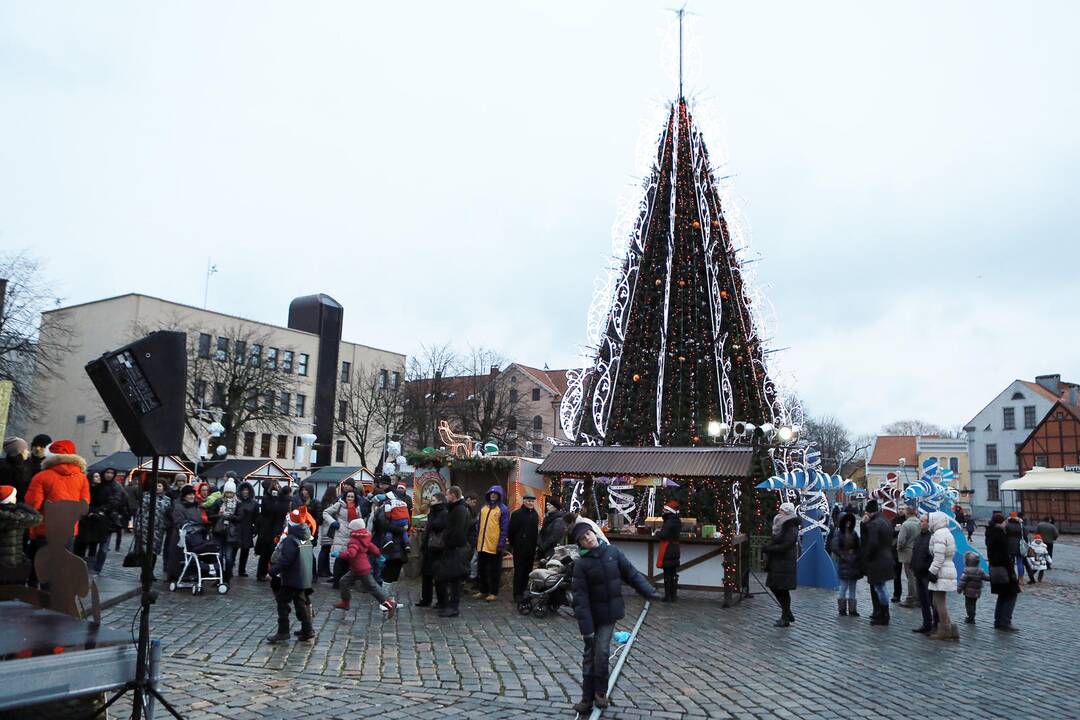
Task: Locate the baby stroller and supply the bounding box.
[169,522,229,595]
[517,544,576,618]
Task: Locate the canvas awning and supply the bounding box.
[1001,467,1080,491]
[536,446,757,479]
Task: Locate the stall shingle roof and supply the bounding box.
[537,446,756,479]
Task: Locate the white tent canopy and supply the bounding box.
[1001,467,1080,491]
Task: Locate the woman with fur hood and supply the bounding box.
[764,502,800,628]
[927,511,959,640]
[24,439,89,586]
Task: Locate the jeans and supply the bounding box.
[994,593,1018,627]
[869,581,891,607]
[221,542,238,578]
[915,575,939,629]
[581,623,615,700]
[477,552,502,596]
[836,579,858,601]
[75,540,109,573]
[340,571,388,603]
[1013,553,1025,580]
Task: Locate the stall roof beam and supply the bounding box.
[537,446,756,479]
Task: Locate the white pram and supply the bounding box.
[168,522,229,595]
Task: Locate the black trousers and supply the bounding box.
[915,574,939,629]
[477,552,502,596]
[257,552,271,580]
[438,577,463,612]
[581,624,615,701]
[1046,542,1054,558]
[275,586,312,633]
[662,566,678,600]
[773,588,791,618]
[238,546,251,575]
[892,555,903,599]
[965,596,977,620]
[512,551,533,599]
[420,574,447,606]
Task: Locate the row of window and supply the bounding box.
[1002,405,1037,431]
[197,334,309,376]
[193,381,307,417]
[239,434,353,465]
[339,361,401,389]
[508,388,542,403]
[506,415,544,431]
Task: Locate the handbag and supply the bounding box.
[989,566,1010,585]
[123,537,145,567]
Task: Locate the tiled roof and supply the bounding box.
[516,364,570,396]
[537,445,756,479]
[1022,381,1063,402]
[868,436,918,467]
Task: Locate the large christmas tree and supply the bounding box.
[561,97,792,447]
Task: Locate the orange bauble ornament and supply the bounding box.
[654,279,662,287]
[677,279,686,288]
[692,220,701,230]
[691,435,701,444]
[720,290,729,300]
[632,373,641,382]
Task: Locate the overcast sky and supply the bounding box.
[2,1,1077,435]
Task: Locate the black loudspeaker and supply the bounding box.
[85,330,187,456]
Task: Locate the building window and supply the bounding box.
[276,435,288,459]
[101,419,110,433]
[263,391,275,410]
[1058,412,1067,421]
[282,350,294,373]
[532,388,541,401]
[213,382,226,406]
[1035,454,1047,467]
[295,394,307,417]
[250,344,262,367]
[75,414,85,424]
[1011,392,1024,400]
[234,340,246,364]
[1023,406,1036,429]
[244,390,258,410]
[531,443,543,456]
[986,444,998,466]
[378,369,388,388]
[215,337,229,362]
[197,333,211,359]
[949,457,958,474]
[243,432,256,456]
[509,388,518,404]
[986,477,1000,501]
[193,380,207,406]
[391,371,400,389]
[338,399,347,422]
[510,375,517,384]
[266,347,278,371]
[341,361,351,384]
[260,433,271,458]
[1002,407,1015,430]
[508,415,517,431]
[335,440,346,463]
[532,415,543,431]
[298,353,309,376]
[279,392,291,416]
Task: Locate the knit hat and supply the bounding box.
[663,500,679,514]
[523,491,536,500]
[570,522,594,545]
[865,499,879,513]
[30,434,52,448]
[1034,533,1042,540]
[1008,511,1019,518]
[288,508,305,525]
[778,502,796,515]
[47,439,76,456]
[3,437,27,457]
[396,483,407,492]
[348,518,366,531]
[222,479,237,494]
[546,496,562,510]
[180,484,196,498]
[0,486,16,504]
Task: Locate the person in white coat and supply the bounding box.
[927,511,958,640]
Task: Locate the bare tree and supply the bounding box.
[880,419,956,437]
[0,252,74,428]
[446,347,531,453]
[402,343,457,450]
[335,363,407,469]
[803,415,853,474]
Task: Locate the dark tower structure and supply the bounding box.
[288,294,343,468]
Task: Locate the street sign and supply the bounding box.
[1064,465,1080,472]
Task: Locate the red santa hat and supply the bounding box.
[47,439,77,456]
[0,486,16,505]
[663,500,680,514]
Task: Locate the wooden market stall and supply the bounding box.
[1002,466,1080,533]
[86,451,193,478]
[536,445,764,607]
[199,459,293,501]
[304,466,377,506]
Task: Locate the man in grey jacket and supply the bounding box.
[895,506,920,607]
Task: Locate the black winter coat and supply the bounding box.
[165,499,206,578]
[656,513,682,568]
[910,529,933,577]
[571,543,657,636]
[830,530,862,581]
[860,512,896,584]
[0,455,33,501]
[0,502,41,570]
[508,506,539,558]
[421,504,447,576]
[435,499,471,582]
[537,510,567,558]
[235,485,258,548]
[89,479,125,531]
[987,523,1019,596]
[1004,519,1024,556]
[270,524,313,590]
[255,493,291,554]
[764,517,800,590]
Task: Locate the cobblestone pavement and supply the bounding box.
[95,532,1080,720]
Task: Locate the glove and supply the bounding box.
[330,550,339,558]
[928,573,938,584]
[329,521,340,534]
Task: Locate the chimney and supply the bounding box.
[434,370,442,380]
[1035,374,1061,394]
[490,365,499,378]
[1070,386,1079,407]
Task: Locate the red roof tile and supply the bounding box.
[868,436,918,467]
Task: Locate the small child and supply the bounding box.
[1028,534,1052,582]
[334,518,396,617]
[955,551,990,624]
[376,493,412,549]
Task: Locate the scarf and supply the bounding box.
[346,499,357,522]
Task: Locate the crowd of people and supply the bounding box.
[763,499,1064,638]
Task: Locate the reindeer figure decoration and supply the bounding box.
[437,420,474,458]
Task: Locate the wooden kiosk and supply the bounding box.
[537,445,764,607]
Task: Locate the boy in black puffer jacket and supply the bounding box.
[570,522,658,714]
[266,508,315,643]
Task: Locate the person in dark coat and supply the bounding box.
[910,513,939,633]
[507,492,540,602]
[1004,512,1027,583]
[27,434,51,477]
[859,499,896,626]
[569,522,658,714]
[416,493,447,608]
[1035,517,1058,558]
[764,502,799,627]
[890,513,904,603]
[0,485,42,585]
[75,470,125,573]
[265,509,315,643]
[165,485,206,582]
[986,511,1020,631]
[0,437,33,501]
[235,481,258,577]
[435,486,472,618]
[255,481,291,581]
[831,512,861,616]
[537,497,567,559]
[655,500,682,602]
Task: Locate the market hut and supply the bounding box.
[199,459,293,501]
[537,445,765,606]
[1002,466,1080,533]
[304,466,376,506]
[86,451,193,477]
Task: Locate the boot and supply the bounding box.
[266,620,290,644]
[869,592,883,625]
[928,623,947,640]
[847,599,860,617]
[594,693,610,709]
[880,606,890,626]
[295,599,314,641]
[334,599,350,610]
[573,699,593,714]
[773,616,790,627]
[838,599,847,616]
[948,623,960,640]
[381,598,397,619]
